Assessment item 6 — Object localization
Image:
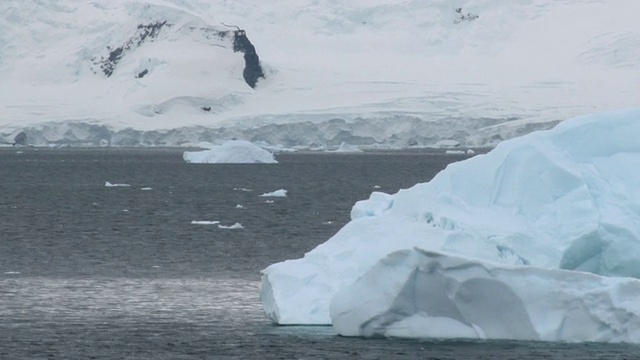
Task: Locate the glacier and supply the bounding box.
[1,0,639,148]
[260,108,640,342]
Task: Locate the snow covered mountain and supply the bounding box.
[1,0,638,148]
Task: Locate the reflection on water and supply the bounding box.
[1,278,265,326]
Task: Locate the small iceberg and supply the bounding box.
[218,223,244,229]
[105,181,131,187]
[259,189,287,197]
[183,140,277,164]
[191,220,220,225]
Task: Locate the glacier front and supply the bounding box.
[1,1,639,148]
[260,108,640,342]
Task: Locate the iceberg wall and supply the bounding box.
[260,108,640,337]
[331,248,640,342]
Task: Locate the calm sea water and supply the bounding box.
[0,148,637,359]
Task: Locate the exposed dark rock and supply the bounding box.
[91,20,264,89]
[93,21,171,77]
[453,7,479,24]
[201,106,211,112]
[232,29,265,88]
[13,131,27,146]
[189,25,229,40]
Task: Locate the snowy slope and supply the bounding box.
[1,0,638,147]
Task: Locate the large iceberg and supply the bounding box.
[183,140,277,164]
[260,108,640,342]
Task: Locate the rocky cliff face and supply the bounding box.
[91,20,264,89]
[232,29,265,89]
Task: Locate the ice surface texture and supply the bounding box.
[261,108,640,342]
[331,248,640,342]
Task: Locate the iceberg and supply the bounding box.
[218,223,244,229]
[260,108,640,342]
[331,248,640,342]
[105,181,131,187]
[191,220,220,225]
[259,189,288,198]
[183,140,277,164]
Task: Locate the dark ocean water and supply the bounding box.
[0,148,637,359]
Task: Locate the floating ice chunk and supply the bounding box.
[445,149,465,155]
[3,271,20,275]
[191,220,220,225]
[259,189,287,197]
[234,188,253,192]
[105,181,131,187]
[236,204,244,209]
[183,140,277,164]
[140,187,153,191]
[218,223,244,229]
[331,248,640,343]
[265,200,274,204]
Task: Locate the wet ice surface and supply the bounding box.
[0,148,637,359]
